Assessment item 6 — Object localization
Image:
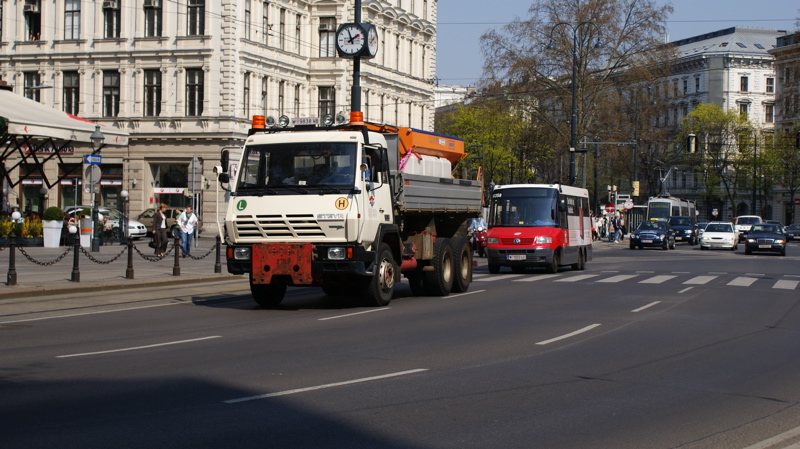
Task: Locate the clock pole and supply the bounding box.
[351,0,362,115]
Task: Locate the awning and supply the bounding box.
[0,88,128,146]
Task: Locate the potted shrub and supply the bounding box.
[42,206,65,248]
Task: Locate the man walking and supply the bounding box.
[177,205,199,258]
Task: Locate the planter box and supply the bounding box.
[43,220,63,248]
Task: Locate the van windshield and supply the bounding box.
[488,188,558,227]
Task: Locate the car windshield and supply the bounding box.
[637,221,666,231]
[751,224,780,233]
[789,224,800,230]
[706,223,732,233]
[668,217,692,226]
[736,217,760,225]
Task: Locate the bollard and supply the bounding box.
[126,238,134,279]
[214,235,222,274]
[173,235,181,276]
[71,230,80,282]
[7,234,17,286]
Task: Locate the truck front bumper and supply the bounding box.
[486,247,555,267]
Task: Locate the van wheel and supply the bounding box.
[488,263,501,274]
[546,250,560,274]
[570,249,585,270]
[250,278,287,308]
[450,237,472,293]
[423,238,453,296]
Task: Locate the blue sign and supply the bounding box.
[84,154,102,165]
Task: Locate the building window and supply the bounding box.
[63,71,80,115]
[262,2,269,45]
[186,69,204,116]
[103,70,120,117]
[683,79,688,95]
[738,102,749,118]
[765,104,774,123]
[261,77,268,114]
[423,0,428,21]
[278,80,285,115]
[766,77,774,94]
[0,3,3,42]
[144,0,162,38]
[318,87,335,118]
[294,84,300,118]
[673,80,679,97]
[104,1,121,38]
[695,77,700,93]
[144,69,162,117]
[25,0,42,41]
[244,0,251,40]
[295,14,301,54]
[279,8,286,50]
[319,18,336,57]
[187,0,205,36]
[243,72,250,118]
[24,72,41,102]
[740,76,748,92]
[64,0,80,40]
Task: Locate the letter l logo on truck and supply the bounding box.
[237,200,247,211]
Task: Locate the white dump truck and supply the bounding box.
[219,113,483,307]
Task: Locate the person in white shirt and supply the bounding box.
[177,205,199,258]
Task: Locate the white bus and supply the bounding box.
[646,195,696,221]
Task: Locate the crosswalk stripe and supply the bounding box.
[639,275,676,284]
[597,274,639,283]
[774,280,800,290]
[513,274,561,282]
[473,275,523,282]
[684,275,717,285]
[555,274,599,283]
[727,277,759,287]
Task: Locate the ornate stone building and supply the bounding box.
[0,0,437,229]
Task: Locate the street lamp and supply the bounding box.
[90,125,105,252]
[120,189,129,244]
[39,186,48,214]
[547,22,603,186]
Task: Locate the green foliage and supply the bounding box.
[43,206,64,221]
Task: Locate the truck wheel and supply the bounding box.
[424,238,454,296]
[451,237,472,293]
[545,250,560,274]
[364,243,396,306]
[250,279,287,308]
[407,273,426,296]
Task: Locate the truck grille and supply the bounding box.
[234,214,326,239]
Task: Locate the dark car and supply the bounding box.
[629,220,676,250]
[744,224,787,256]
[668,216,697,245]
[786,224,800,241]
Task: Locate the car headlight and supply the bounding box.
[775,239,785,244]
[233,247,251,260]
[488,237,499,244]
[747,238,756,243]
[327,247,346,260]
[535,236,552,244]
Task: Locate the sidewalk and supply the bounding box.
[0,237,240,300]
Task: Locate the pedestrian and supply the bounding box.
[612,216,622,243]
[177,205,199,258]
[152,203,169,257]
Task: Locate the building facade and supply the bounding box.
[0,0,437,229]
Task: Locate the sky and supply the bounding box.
[435,0,800,87]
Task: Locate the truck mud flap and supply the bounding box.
[252,243,313,285]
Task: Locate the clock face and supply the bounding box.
[366,25,379,58]
[336,24,366,56]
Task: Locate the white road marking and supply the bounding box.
[513,274,561,282]
[554,274,599,283]
[536,324,601,346]
[0,302,181,324]
[224,369,429,404]
[679,287,694,294]
[473,275,524,282]
[632,301,661,313]
[57,336,221,358]
[774,280,800,290]
[447,290,485,298]
[596,274,639,283]
[743,424,800,449]
[639,275,676,284]
[319,308,390,321]
[728,277,759,287]
[684,275,717,285]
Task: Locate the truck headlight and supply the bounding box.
[328,247,346,260]
[233,247,251,260]
[535,236,552,244]
[488,237,499,244]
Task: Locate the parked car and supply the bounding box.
[786,224,800,241]
[64,206,148,240]
[137,207,183,236]
[733,215,762,242]
[668,216,697,245]
[699,222,738,251]
[764,220,786,232]
[744,223,787,256]
[629,220,676,250]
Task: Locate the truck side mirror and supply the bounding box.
[220,149,230,173]
[218,173,230,183]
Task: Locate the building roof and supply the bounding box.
[671,27,787,59]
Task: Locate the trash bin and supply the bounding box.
[80,217,93,247]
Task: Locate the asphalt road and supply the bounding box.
[1,242,800,449]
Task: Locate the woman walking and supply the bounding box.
[152,203,169,257]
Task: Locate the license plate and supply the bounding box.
[507,254,526,261]
[641,240,653,243]
[759,244,771,249]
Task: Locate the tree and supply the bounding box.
[761,128,800,223]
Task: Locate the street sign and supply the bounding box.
[604,203,616,214]
[84,154,102,165]
[84,165,101,194]
[623,199,634,210]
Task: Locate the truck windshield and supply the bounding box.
[488,187,559,227]
[236,142,357,191]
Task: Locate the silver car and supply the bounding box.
[64,206,148,239]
